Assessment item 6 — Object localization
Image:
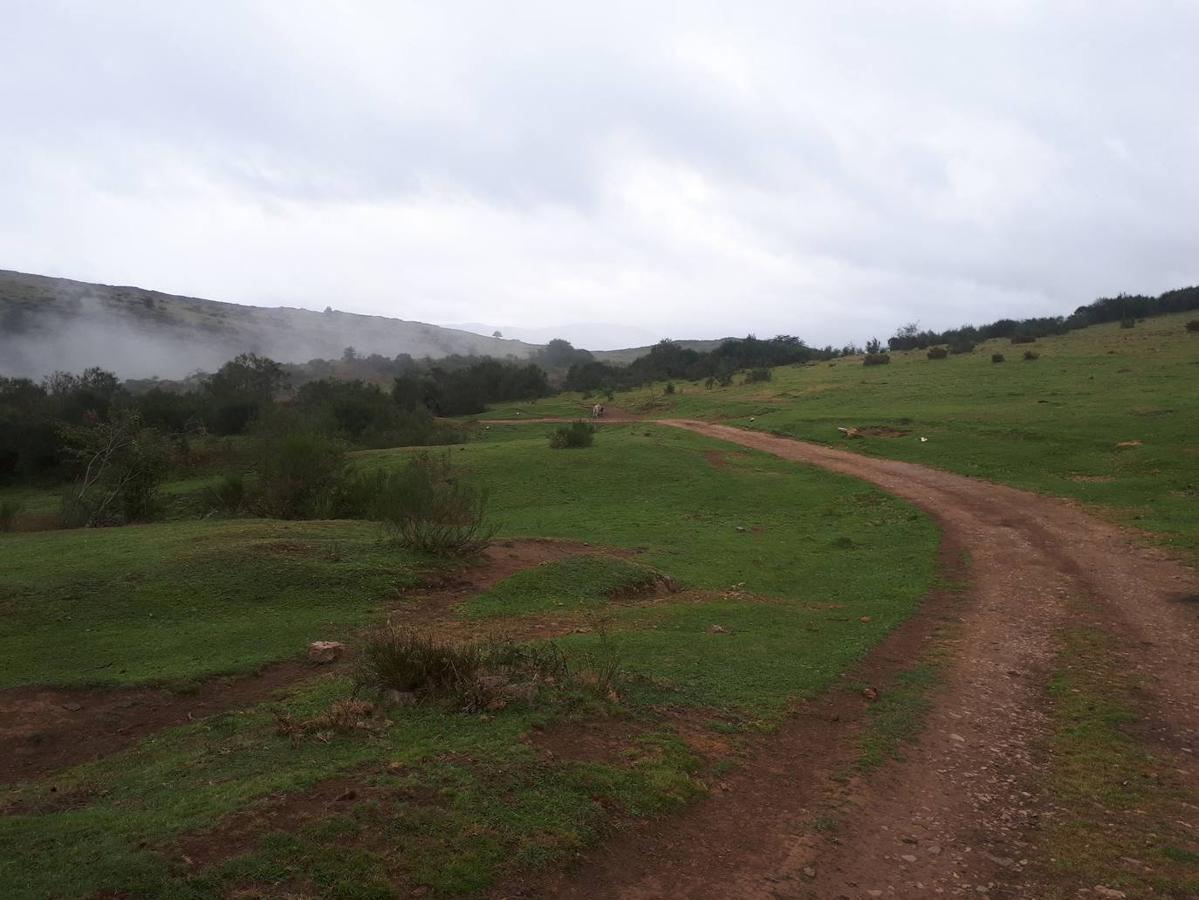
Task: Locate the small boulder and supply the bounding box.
[308,641,345,664]
[862,686,880,702]
[707,624,729,635]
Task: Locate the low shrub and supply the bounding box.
[1120,318,1136,329]
[0,499,22,532]
[1023,350,1040,361]
[863,353,891,366]
[252,429,346,519]
[354,627,567,711]
[664,382,676,395]
[1186,319,1199,333]
[744,368,772,384]
[549,421,595,449]
[949,341,976,354]
[1011,334,1036,344]
[204,473,248,514]
[926,346,948,360]
[992,353,1006,363]
[369,451,495,555]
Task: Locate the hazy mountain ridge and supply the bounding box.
[0,270,545,380]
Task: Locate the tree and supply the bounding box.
[492,330,503,339]
[342,346,358,361]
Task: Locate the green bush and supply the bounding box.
[368,451,495,555]
[992,353,1006,363]
[1186,319,1199,333]
[58,413,170,527]
[1120,318,1136,329]
[949,341,976,354]
[252,429,347,519]
[353,627,567,711]
[664,382,676,395]
[1010,334,1036,344]
[549,421,595,449]
[204,473,248,514]
[744,368,772,384]
[863,353,891,366]
[1023,350,1040,361]
[926,346,948,360]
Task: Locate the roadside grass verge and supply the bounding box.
[1036,623,1199,898]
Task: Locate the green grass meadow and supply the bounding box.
[510,313,1198,556]
[0,425,937,898]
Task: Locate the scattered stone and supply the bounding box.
[900,854,917,863]
[60,702,83,712]
[927,844,942,856]
[1114,440,1142,450]
[383,689,417,708]
[335,789,357,802]
[862,686,880,702]
[1094,888,1127,899]
[949,733,966,742]
[859,615,873,623]
[307,641,344,664]
[735,525,747,532]
[802,867,816,878]
[707,624,729,635]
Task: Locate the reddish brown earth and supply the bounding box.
[0,538,635,787]
[495,420,1199,899]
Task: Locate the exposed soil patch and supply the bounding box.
[0,539,640,787]
[1067,473,1116,483]
[703,449,729,468]
[530,717,650,766]
[495,531,973,899]
[0,660,322,787]
[858,425,911,438]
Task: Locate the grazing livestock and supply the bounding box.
[592,404,605,418]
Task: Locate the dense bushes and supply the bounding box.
[251,429,347,519]
[549,421,595,449]
[1188,320,1199,333]
[992,353,1005,363]
[926,347,948,360]
[1010,334,1036,345]
[58,413,170,527]
[1023,350,1040,361]
[744,367,772,383]
[863,353,891,366]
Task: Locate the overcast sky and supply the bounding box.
[2,1,1197,348]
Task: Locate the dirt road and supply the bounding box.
[512,419,1199,899]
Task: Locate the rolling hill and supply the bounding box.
[0,270,543,379]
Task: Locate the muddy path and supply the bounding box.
[503,419,1199,899]
[0,538,623,786]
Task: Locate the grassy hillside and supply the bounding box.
[499,313,1199,555]
[0,269,541,379]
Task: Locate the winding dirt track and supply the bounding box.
[518,419,1199,899]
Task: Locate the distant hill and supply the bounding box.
[592,340,727,365]
[0,270,542,379]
